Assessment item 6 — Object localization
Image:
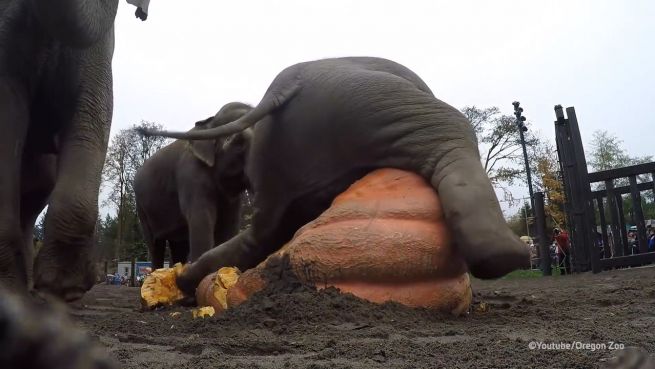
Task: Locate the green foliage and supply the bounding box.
[588,130,653,184]
[588,130,649,171]
[529,139,567,228]
[587,129,655,225]
[506,201,533,237]
[501,269,544,279]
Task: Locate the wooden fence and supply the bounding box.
[553,105,655,273]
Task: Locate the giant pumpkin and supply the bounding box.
[197,168,472,315]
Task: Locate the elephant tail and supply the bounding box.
[137,82,301,140]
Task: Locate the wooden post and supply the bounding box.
[553,105,599,273]
[629,175,648,253]
[566,107,599,273]
[534,192,551,276]
[130,258,136,287]
[605,180,623,257]
[596,196,610,259]
[615,194,630,255]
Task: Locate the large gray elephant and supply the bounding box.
[134,102,253,270]
[0,286,116,368]
[141,57,530,295]
[0,0,146,301]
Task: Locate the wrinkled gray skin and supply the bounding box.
[0,287,117,368]
[0,0,135,301]
[141,57,530,295]
[134,103,253,270]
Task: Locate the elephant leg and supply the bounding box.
[183,197,218,263]
[431,154,530,279]
[168,239,189,266]
[137,202,162,269]
[214,195,241,245]
[0,82,30,293]
[176,190,327,296]
[149,238,166,270]
[33,57,113,301]
[19,154,57,290]
[35,136,108,300]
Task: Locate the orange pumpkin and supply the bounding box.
[199,168,471,315]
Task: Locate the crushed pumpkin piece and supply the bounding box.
[191,306,215,319]
[140,263,188,309]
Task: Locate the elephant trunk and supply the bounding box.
[430,151,530,279]
[31,0,119,48]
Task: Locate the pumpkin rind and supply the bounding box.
[219,169,472,315]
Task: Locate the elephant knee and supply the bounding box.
[45,195,97,246]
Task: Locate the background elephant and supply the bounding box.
[134,102,253,270]
[142,57,530,294]
[0,0,145,301]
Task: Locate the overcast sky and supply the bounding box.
[107,0,654,216]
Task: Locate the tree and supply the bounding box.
[588,130,652,176]
[96,214,117,261]
[529,139,567,228]
[587,130,654,226]
[461,106,538,201]
[128,121,171,181]
[102,121,169,261]
[506,201,533,237]
[103,129,131,256]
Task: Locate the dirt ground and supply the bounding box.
[72,266,655,369]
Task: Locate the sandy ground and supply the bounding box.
[72,266,655,369]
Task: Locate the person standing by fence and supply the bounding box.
[553,228,571,275]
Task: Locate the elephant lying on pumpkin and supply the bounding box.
[0,0,146,301]
[135,103,253,270]
[140,56,530,295]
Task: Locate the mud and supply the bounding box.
[71,266,655,368]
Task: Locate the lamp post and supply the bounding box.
[512,101,535,213]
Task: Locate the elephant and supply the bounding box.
[0,0,145,301]
[140,57,530,295]
[134,102,253,270]
[0,286,116,369]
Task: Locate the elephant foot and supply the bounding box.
[0,287,116,369]
[175,262,210,298]
[462,231,531,279]
[33,250,96,302]
[0,263,29,297]
[0,276,27,296]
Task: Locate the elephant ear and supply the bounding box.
[188,140,217,167]
[220,129,252,176]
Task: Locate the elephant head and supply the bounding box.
[187,102,254,195]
